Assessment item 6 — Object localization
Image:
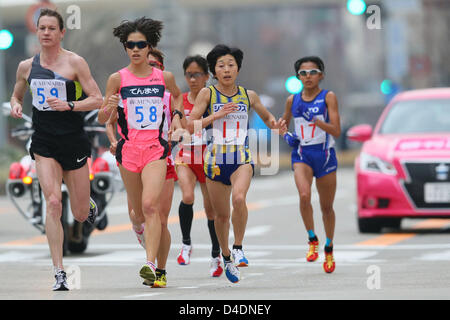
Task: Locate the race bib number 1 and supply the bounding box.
[30,79,67,111]
[212,103,248,145]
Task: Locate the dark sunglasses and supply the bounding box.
[124,41,149,50]
[185,72,206,79]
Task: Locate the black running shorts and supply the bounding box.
[30,131,91,171]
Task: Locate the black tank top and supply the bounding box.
[27,53,87,135]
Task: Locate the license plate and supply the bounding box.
[424,183,450,203]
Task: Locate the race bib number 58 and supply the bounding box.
[127,97,164,130]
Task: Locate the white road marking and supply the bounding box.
[416,250,450,261]
[123,292,164,299]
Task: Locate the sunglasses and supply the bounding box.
[124,41,149,50]
[185,72,206,79]
[297,69,322,77]
[149,60,164,70]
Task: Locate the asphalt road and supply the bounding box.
[0,167,449,301]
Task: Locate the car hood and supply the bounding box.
[362,133,450,162]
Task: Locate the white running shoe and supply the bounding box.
[52,270,69,291]
[177,244,192,265]
[224,260,240,283]
[133,224,145,249]
[210,257,224,277]
[232,248,249,267]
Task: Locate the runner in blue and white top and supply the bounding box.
[280,56,341,274]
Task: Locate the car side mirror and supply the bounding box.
[346,124,373,142]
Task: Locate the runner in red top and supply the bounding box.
[175,55,223,277]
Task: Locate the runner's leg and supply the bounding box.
[34,155,64,270]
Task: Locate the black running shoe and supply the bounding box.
[87,197,98,224]
[53,270,69,291]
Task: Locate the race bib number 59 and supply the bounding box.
[30,79,67,111]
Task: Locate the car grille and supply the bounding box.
[402,161,450,209]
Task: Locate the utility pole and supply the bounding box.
[0,14,7,149]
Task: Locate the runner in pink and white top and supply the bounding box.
[98,17,184,288]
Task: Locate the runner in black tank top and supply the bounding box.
[28,53,91,170]
[9,9,103,291]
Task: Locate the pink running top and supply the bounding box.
[117,67,167,143]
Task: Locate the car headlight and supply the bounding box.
[360,152,397,175]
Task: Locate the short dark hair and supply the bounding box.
[37,8,64,31]
[206,44,243,76]
[148,48,164,65]
[294,56,325,77]
[113,17,163,48]
[183,55,208,74]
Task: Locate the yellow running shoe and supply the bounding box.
[152,272,167,288]
[140,262,156,284]
[323,251,336,273]
[306,240,319,262]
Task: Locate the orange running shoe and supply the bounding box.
[306,240,319,262]
[323,251,336,273]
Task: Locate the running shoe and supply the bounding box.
[323,252,336,273]
[86,197,98,224]
[140,262,157,284]
[134,224,145,249]
[210,257,223,277]
[177,244,192,265]
[142,269,160,287]
[232,248,248,267]
[224,260,240,283]
[306,240,319,262]
[52,270,69,291]
[152,272,167,288]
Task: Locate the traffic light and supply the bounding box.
[0,29,14,50]
[347,0,367,15]
[380,79,394,95]
[285,76,303,95]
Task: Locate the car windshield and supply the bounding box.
[379,99,450,134]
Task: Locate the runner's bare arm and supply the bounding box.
[164,71,186,129]
[248,90,285,130]
[10,59,32,119]
[105,111,119,155]
[187,88,237,134]
[97,73,121,124]
[315,91,340,138]
[70,55,103,111]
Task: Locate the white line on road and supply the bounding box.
[123,292,164,299]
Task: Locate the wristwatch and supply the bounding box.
[68,101,75,111]
[172,109,183,119]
